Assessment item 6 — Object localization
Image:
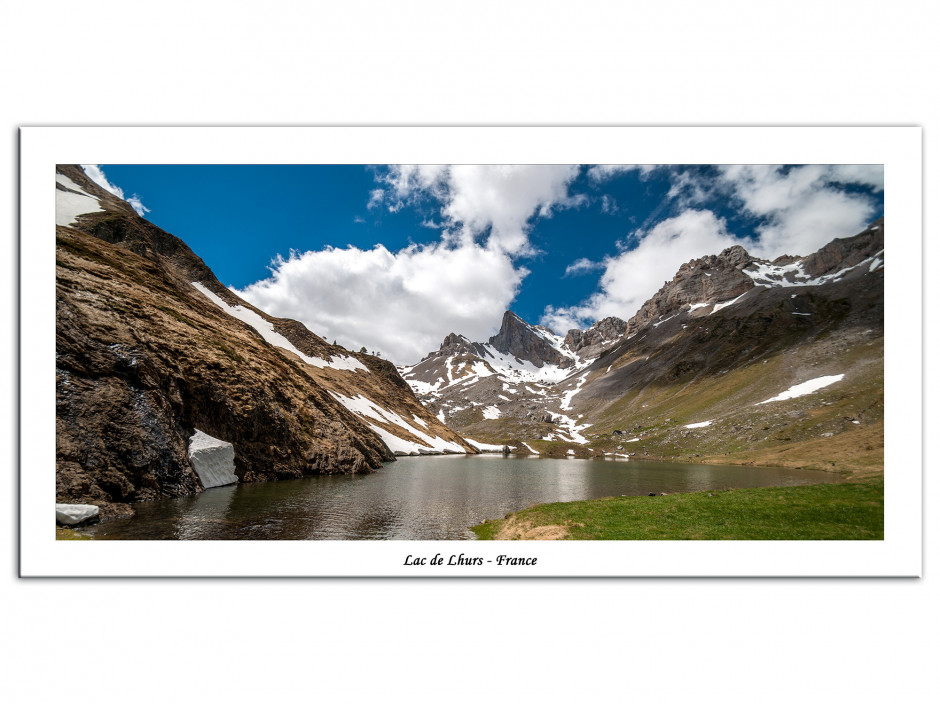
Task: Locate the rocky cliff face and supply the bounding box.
[564,316,628,358]
[622,244,756,337]
[800,218,883,277]
[55,165,476,519]
[620,222,885,338]
[487,311,574,369]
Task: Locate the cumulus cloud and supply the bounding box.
[237,241,526,364]
[715,164,879,257]
[541,163,883,332]
[541,209,739,331]
[827,164,884,191]
[237,164,587,363]
[375,164,583,255]
[80,164,150,216]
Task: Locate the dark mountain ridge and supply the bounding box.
[55,165,476,520]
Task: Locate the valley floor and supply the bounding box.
[470,474,884,540]
[491,421,884,482]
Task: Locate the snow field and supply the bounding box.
[56,174,103,226]
[757,374,845,405]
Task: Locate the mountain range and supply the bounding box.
[55,163,884,520]
[401,219,884,472]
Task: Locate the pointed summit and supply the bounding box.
[488,310,574,369]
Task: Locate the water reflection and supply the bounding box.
[84,455,842,541]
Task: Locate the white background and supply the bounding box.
[2,1,937,703]
[18,125,922,578]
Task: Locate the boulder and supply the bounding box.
[55,503,99,525]
[188,429,239,488]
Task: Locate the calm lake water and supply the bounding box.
[81,455,842,540]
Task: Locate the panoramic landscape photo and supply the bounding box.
[54,162,884,540]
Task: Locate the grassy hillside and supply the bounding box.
[471,476,883,540]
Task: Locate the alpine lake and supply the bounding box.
[81,455,842,540]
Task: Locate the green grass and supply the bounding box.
[471,477,883,540]
[56,527,92,540]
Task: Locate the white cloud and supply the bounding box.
[542,163,883,332]
[126,195,150,217]
[366,189,384,210]
[827,164,884,191]
[541,209,738,331]
[715,164,878,257]
[236,165,589,362]
[80,164,124,198]
[564,258,603,276]
[587,164,657,182]
[376,164,583,255]
[600,194,618,214]
[80,164,150,216]
[237,241,525,364]
[666,169,716,208]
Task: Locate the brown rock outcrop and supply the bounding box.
[55,165,473,519]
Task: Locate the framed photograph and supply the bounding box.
[20,126,921,576]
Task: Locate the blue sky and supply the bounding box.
[86,164,883,363]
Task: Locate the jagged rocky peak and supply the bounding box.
[624,246,757,336]
[717,244,754,268]
[441,332,469,350]
[488,310,573,369]
[564,316,628,354]
[425,332,488,360]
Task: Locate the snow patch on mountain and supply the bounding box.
[56,175,103,226]
[463,437,506,452]
[552,412,592,444]
[745,251,884,288]
[192,282,369,372]
[757,374,845,405]
[710,290,751,315]
[329,391,464,455]
[559,372,590,411]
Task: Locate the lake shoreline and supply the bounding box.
[66,455,846,540]
[63,449,878,532]
[470,475,885,541]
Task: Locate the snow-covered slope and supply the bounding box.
[56,173,104,226]
[400,311,616,445]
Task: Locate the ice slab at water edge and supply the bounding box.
[188,429,239,488]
